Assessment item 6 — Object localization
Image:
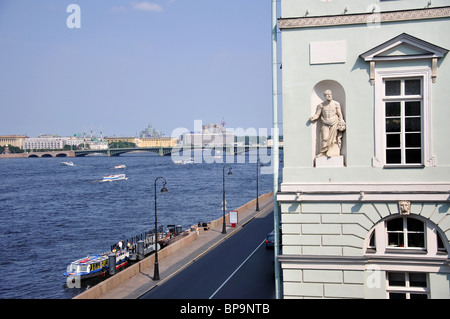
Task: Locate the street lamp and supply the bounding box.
[222,165,232,234]
[153,176,168,281]
[256,157,260,212]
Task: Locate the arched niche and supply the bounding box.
[310,80,347,166]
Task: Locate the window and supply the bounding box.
[384,78,423,165]
[386,216,425,249]
[361,33,445,168]
[387,272,429,299]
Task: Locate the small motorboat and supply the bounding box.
[102,174,128,182]
[114,164,126,169]
[60,162,75,166]
[174,158,194,165]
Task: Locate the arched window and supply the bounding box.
[365,215,448,254]
[364,213,449,299]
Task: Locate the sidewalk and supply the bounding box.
[75,193,274,299]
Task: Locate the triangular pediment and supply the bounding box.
[360,33,448,62]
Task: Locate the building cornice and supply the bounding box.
[278,183,450,202]
[278,255,450,272]
[278,6,450,29]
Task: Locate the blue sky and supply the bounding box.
[0,0,277,138]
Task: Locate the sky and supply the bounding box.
[0,0,279,138]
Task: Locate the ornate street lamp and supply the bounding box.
[222,165,232,234]
[153,176,168,281]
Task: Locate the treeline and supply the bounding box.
[108,141,137,149]
[0,145,24,153]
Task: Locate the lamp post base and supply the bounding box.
[153,262,160,281]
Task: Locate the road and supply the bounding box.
[140,208,275,299]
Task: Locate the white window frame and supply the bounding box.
[385,216,426,251]
[386,272,430,299]
[373,67,434,167]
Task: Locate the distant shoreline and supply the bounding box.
[0,150,75,159]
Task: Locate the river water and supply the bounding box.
[0,150,279,299]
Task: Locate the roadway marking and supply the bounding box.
[208,238,266,299]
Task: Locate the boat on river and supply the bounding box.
[174,158,194,165]
[60,162,75,166]
[114,164,126,169]
[64,251,129,280]
[102,174,128,182]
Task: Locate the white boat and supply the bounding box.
[102,174,128,182]
[174,158,194,165]
[60,162,75,166]
[114,164,126,169]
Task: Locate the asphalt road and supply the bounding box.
[140,208,275,299]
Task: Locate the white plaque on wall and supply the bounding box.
[310,41,346,64]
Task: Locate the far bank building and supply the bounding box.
[277,0,450,298]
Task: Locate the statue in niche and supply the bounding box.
[310,90,346,157]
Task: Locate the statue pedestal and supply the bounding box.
[315,156,344,167]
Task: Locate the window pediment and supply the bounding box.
[360,33,448,84]
[360,33,448,62]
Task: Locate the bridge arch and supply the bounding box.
[55,153,68,157]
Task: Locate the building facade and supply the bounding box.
[22,135,85,150]
[182,123,235,147]
[104,137,178,148]
[277,1,450,298]
[0,135,28,149]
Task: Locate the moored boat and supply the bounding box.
[64,250,129,280]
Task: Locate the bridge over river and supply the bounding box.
[0,145,282,158]
[74,145,281,157]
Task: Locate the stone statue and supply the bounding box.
[310,90,346,157]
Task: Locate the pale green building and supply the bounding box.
[277,0,450,298]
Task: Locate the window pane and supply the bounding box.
[437,233,447,251]
[405,149,422,164]
[408,233,425,248]
[369,231,376,248]
[388,233,404,247]
[387,134,400,147]
[405,101,421,116]
[410,293,428,299]
[405,79,421,95]
[386,102,401,116]
[405,133,421,148]
[386,149,401,164]
[387,218,403,231]
[389,293,406,299]
[388,273,406,286]
[386,118,401,132]
[409,273,427,287]
[407,218,424,231]
[405,118,421,132]
[385,80,401,96]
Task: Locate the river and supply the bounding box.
[0,150,279,298]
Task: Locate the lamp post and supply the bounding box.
[153,176,168,281]
[222,165,232,234]
[256,157,260,212]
